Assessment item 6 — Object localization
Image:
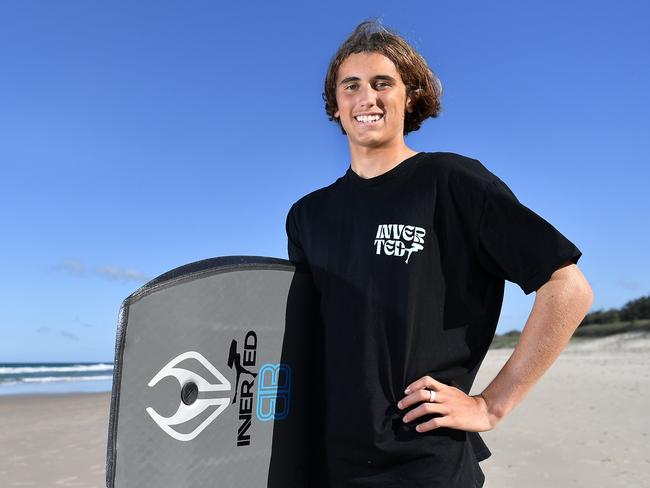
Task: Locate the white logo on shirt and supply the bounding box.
[374,224,426,263]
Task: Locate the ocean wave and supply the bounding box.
[0,364,113,375]
[1,375,114,385]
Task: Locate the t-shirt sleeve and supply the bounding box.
[285,203,309,271]
[477,178,582,295]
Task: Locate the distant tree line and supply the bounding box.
[580,294,650,326]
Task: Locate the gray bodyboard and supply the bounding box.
[106,256,321,487]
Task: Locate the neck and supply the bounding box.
[348,140,418,179]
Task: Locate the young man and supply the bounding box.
[286,20,593,487]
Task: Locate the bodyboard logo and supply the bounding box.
[257,363,292,421]
[145,351,231,441]
[227,331,258,446]
[144,333,293,445]
[226,332,293,445]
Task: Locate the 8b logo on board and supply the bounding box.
[257,364,292,421]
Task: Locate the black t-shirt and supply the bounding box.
[285,152,582,487]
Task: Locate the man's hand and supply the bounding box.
[397,376,497,433]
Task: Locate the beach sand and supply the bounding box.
[1,332,648,487]
[475,332,650,488]
[0,392,110,487]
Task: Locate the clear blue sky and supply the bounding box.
[1,1,648,362]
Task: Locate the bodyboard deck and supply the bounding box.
[106,256,321,487]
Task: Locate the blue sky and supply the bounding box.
[1,1,648,362]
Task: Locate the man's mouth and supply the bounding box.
[354,114,384,124]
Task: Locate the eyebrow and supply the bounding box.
[338,75,397,86]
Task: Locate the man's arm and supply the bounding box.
[398,261,594,432]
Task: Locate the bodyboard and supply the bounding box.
[106,256,321,487]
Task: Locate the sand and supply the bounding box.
[0,392,110,487]
[474,332,650,488]
[1,332,648,487]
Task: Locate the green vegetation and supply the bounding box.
[573,318,650,338]
[490,329,522,349]
[580,294,650,325]
[489,293,650,349]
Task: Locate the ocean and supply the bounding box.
[0,362,114,396]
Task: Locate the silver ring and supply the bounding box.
[428,389,436,403]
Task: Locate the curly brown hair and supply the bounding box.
[323,19,442,135]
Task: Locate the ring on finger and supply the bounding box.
[428,389,436,403]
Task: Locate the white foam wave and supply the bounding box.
[19,375,114,384]
[0,364,113,375]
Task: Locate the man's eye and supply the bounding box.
[375,81,391,88]
[345,83,358,90]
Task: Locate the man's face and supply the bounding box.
[334,52,413,149]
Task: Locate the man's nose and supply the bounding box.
[357,83,377,108]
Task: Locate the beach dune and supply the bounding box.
[1,332,648,487]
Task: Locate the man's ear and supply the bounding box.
[334,109,339,118]
[406,94,413,114]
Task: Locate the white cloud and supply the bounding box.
[56,259,86,276]
[55,259,150,284]
[60,329,79,341]
[97,265,150,283]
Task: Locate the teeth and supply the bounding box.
[355,114,382,123]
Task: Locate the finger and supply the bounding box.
[402,402,449,423]
[400,388,446,410]
[423,377,447,390]
[397,388,432,410]
[404,376,446,395]
[415,414,453,433]
[403,375,430,395]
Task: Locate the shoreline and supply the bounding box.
[0,390,111,400]
[0,378,113,397]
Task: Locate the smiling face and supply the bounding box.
[334,52,413,150]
